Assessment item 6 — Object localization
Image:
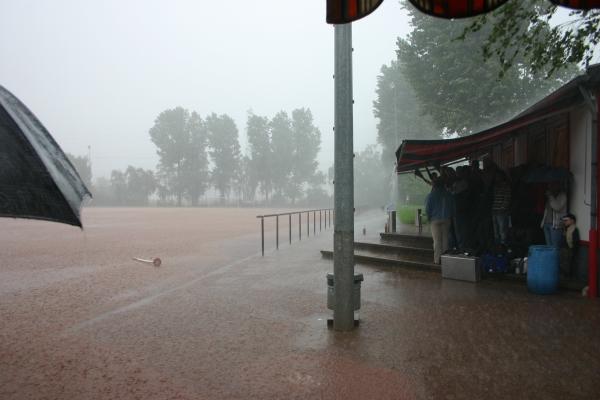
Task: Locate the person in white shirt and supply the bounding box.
[540,181,567,247]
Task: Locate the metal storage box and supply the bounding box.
[441,254,481,282]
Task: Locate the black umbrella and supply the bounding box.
[0,85,91,227]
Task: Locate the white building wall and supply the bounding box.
[569,107,593,241]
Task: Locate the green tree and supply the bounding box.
[461,0,598,77]
[373,61,439,167]
[270,111,294,201]
[206,113,241,202]
[110,170,127,205]
[287,108,321,204]
[397,1,576,135]
[149,107,190,206]
[66,152,92,191]
[183,112,209,206]
[354,145,388,207]
[246,112,272,202]
[124,166,156,206]
[237,155,257,203]
[149,108,209,206]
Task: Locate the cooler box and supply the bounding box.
[441,254,481,282]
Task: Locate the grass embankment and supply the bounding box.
[397,204,428,225]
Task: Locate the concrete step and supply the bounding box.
[354,241,433,262]
[320,249,440,272]
[379,232,433,249]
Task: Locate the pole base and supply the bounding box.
[327,318,360,328]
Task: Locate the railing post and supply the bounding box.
[307,212,310,237]
[261,217,265,256]
[276,215,279,250]
[289,214,292,244]
[320,210,322,231]
[299,213,301,241]
[314,211,316,235]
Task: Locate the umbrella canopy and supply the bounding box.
[407,0,509,18]
[0,85,91,227]
[327,0,600,22]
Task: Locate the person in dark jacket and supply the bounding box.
[492,171,511,245]
[426,180,455,264]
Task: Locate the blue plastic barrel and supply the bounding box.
[527,245,560,294]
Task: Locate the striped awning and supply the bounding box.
[327,0,600,22]
[394,64,600,173]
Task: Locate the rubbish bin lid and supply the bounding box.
[326,273,334,285]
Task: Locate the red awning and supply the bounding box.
[395,68,594,173]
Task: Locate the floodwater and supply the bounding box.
[1,208,600,399]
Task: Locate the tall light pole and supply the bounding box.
[333,23,355,331]
[390,80,401,216]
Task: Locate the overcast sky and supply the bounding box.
[0,0,412,179]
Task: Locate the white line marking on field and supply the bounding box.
[68,250,267,333]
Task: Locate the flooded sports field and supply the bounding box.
[1,208,600,399]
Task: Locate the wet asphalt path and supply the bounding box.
[2,208,600,399]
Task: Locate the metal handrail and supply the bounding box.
[256,208,334,256]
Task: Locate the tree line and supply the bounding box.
[70,1,592,209]
[70,107,328,207]
[365,0,582,208]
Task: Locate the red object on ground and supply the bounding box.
[132,257,162,267]
[589,230,598,298]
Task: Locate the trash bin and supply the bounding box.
[326,273,364,310]
[527,245,559,295]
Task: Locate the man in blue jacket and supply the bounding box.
[426,179,456,264]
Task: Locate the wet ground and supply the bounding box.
[1,208,600,399]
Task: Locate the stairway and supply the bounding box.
[320,231,438,271]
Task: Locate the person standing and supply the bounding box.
[561,213,580,278]
[452,166,470,251]
[426,179,455,264]
[492,171,511,245]
[540,181,567,247]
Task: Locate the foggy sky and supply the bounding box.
[0,0,411,179]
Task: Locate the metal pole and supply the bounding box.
[589,90,599,297]
[333,23,355,331]
[307,212,310,237]
[261,217,265,256]
[299,213,301,240]
[314,211,316,235]
[320,210,322,231]
[289,214,292,244]
[276,215,279,250]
